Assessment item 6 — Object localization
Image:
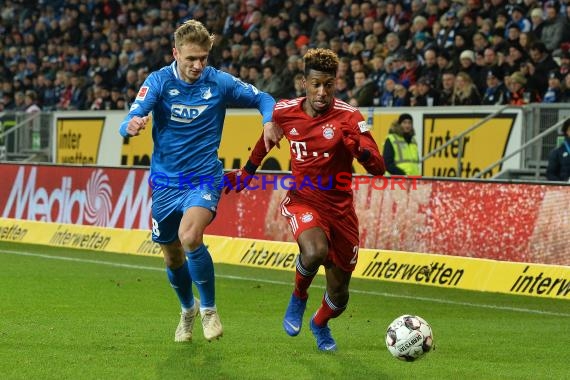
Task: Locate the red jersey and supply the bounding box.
[253,97,384,212]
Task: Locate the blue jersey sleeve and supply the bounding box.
[218,71,275,124]
[119,73,163,137]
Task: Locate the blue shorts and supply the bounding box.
[151,184,221,244]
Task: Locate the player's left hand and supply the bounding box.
[263,122,283,152]
[340,123,362,158]
[223,166,256,194]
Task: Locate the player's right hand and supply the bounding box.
[223,167,255,194]
[126,116,149,136]
[263,122,283,152]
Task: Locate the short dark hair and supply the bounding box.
[530,41,547,54]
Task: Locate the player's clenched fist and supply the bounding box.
[340,122,373,164]
[340,123,362,158]
[126,116,149,136]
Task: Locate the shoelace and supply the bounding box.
[202,310,218,326]
[315,325,334,344]
[289,298,305,313]
[181,311,197,326]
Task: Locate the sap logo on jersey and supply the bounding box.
[171,104,207,122]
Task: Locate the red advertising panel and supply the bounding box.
[1,164,152,229]
[211,177,570,265]
[1,164,568,265]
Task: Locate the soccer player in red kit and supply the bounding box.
[224,48,385,351]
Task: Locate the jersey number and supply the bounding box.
[152,218,160,237]
[350,245,359,264]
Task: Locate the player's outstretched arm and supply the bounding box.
[223,132,274,194]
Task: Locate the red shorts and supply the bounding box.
[280,195,360,272]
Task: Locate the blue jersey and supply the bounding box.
[120,63,275,188]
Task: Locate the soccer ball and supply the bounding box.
[385,315,434,361]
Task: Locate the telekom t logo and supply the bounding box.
[290,141,307,161]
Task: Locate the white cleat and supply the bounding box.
[201,309,223,341]
[174,299,200,342]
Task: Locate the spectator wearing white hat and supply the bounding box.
[530,7,545,40]
[459,49,483,92]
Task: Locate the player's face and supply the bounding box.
[173,43,209,83]
[303,69,336,116]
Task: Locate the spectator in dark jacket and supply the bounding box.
[437,70,456,106]
[411,76,438,106]
[540,1,566,54]
[348,70,376,107]
[482,67,509,105]
[529,42,560,95]
[546,118,570,182]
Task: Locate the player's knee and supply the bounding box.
[302,242,328,266]
[328,287,349,307]
[179,229,203,251]
[163,249,186,269]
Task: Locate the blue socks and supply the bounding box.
[166,262,195,310]
[187,244,216,308]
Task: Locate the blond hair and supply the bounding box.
[174,20,214,50]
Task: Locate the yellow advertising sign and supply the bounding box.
[219,114,292,171]
[56,118,105,164]
[355,249,570,299]
[356,249,483,290]
[422,114,515,178]
[1,218,568,299]
[116,113,292,171]
[120,116,153,166]
[114,110,402,174]
[112,110,519,177]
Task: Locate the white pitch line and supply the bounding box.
[2,249,569,318]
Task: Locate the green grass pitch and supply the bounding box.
[1,241,568,380]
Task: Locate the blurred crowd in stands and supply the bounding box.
[1,0,570,113]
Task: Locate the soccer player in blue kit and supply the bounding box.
[119,20,279,342]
